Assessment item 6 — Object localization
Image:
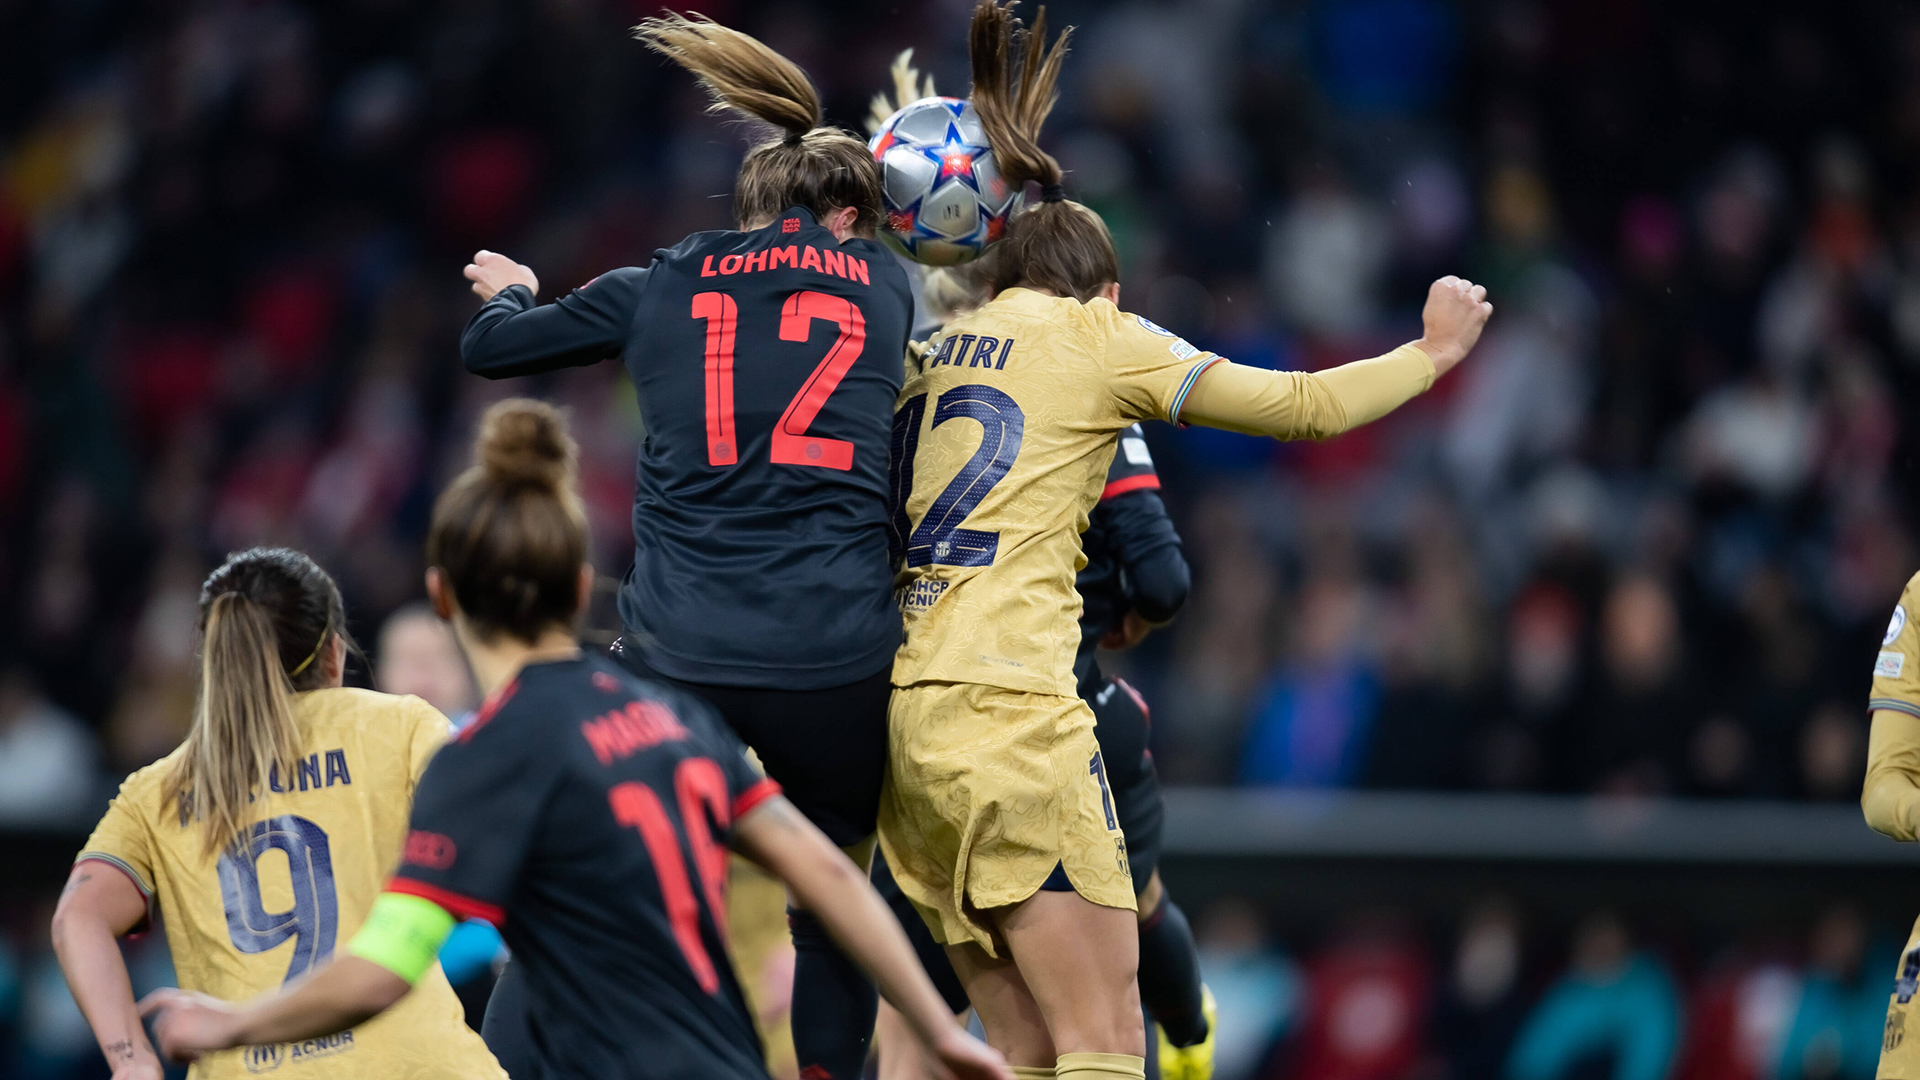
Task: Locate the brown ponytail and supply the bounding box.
[635,13,883,234]
[968,0,1118,301]
[426,399,587,645]
[167,547,352,855]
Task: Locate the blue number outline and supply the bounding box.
[217,814,338,985]
[903,385,1025,568]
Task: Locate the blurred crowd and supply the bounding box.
[3,0,1920,815]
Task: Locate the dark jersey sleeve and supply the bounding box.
[388,721,559,926]
[461,267,649,379]
[1099,426,1189,625]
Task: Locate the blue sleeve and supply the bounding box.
[461,266,648,379]
[436,919,504,984]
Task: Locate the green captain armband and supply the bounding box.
[347,893,457,985]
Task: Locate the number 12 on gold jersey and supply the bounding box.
[886,385,1025,568]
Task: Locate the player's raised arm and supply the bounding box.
[732,795,1014,1080]
[459,258,647,379]
[1177,276,1493,439]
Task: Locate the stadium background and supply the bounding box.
[2,0,1919,1077]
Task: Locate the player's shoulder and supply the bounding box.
[297,687,444,734]
[110,745,188,807]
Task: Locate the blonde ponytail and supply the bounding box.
[868,49,940,135]
[174,595,305,855]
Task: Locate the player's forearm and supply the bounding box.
[460,286,616,379]
[1178,345,1435,440]
[1104,493,1189,623]
[227,957,411,1047]
[794,855,957,1044]
[51,907,159,1073]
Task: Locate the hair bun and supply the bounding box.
[476,398,576,491]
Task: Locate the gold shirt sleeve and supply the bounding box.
[1864,572,1920,839]
[1176,343,1436,439]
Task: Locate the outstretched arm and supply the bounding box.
[140,894,450,1061]
[460,255,647,379]
[733,796,1011,1080]
[1179,276,1492,438]
[51,864,163,1080]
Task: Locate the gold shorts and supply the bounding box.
[877,681,1135,955]
[1883,918,1920,1076]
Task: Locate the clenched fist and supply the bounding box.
[1415,275,1493,376]
[464,251,539,302]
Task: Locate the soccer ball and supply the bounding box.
[869,97,1023,266]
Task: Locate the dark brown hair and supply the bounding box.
[636,13,884,235]
[968,0,1118,301]
[427,399,588,644]
[168,547,353,854]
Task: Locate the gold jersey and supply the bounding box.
[77,688,504,1080]
[890,287,1220,696]
[1862,572,1920,1077]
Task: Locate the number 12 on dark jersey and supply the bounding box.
[694,291,868,471]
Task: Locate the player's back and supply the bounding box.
[889,287,1217,698]
[619,209,914,689]
[79,688,499,1080]
[395,655,775,1080]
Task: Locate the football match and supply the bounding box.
[0,2,1916,1079]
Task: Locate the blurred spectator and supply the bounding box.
[1479,582,1585,792]
[1281,916,1431,1080]
[1774,907,1886,1080]
[1674,948,1798,1080]
[1798,702,1867,803]
[1506,913,1682,1080]
[1240,571,1381,788]
[1433,899,1529,1080]
[0,669,97,828]
[375,602,477,724]
[1364,501,1493,790]
[1584,575,1694,795]
[1197,898,1300,1080]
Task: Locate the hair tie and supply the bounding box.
[784,130,805,147]
[1040,183,1066,203]
[288,621,332,678]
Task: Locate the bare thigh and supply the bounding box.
[946,939,1055,1067]
[947,890,1144,1065]
[1000,889,1143,1058]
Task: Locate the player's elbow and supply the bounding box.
[1861,771,1913,840]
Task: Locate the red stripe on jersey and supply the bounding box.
[385,877,506,928]
[456,680,518,744]
[1101,474,1161,501]
[1112,676,1151,726]
[732,778,783,821]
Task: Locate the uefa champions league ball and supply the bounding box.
[869,96,1023,266]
